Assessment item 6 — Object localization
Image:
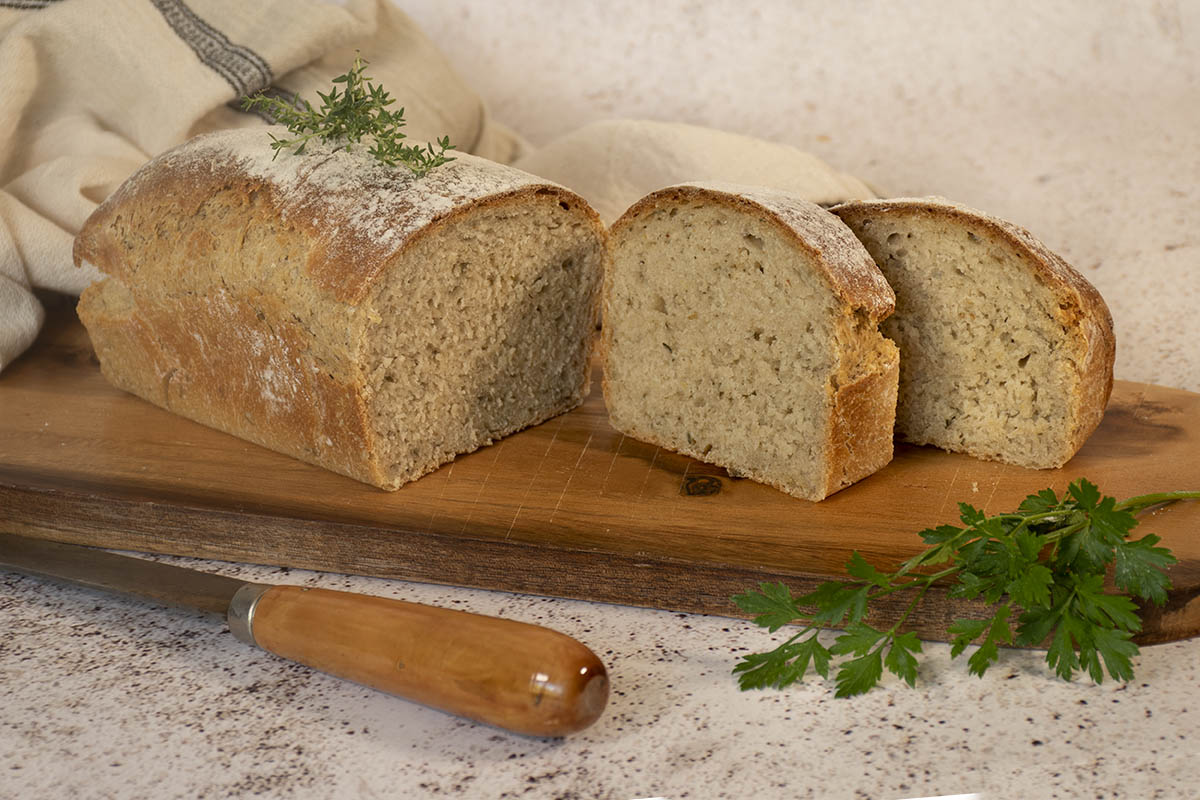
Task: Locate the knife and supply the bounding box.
[0,533,608,737]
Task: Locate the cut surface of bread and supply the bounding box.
[75,128,607,490]
[604,183,899,501]
[831,198,1115,469]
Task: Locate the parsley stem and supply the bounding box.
[1115,491,1200,513]
[1044,519,1087,543]
[867,565,959,602]
[886,579,932,637]
[991,509,1072,524]
[770,624,820,653]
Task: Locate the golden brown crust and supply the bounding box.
[75,129,602,305]
[78,280,381,487]
[825,334,900,496]
[75,129,607,490]
[831,197,1116,467]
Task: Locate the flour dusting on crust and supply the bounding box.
[620,182,896,320]
[124,127,570,303]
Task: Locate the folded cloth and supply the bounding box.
[0,0,522,373]
[513,119,877,225]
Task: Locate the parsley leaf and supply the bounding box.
[1069,478,1102,510]
[846,552,891,588]
[919,524,963,546]
[733,480,1198,696]
[1114,533,1177,605]
[1007,562,1053,609]
[1018,487,1061,514]
[830,622,885,656]
[883,631,923,688]
[1091,626,1138,683]
[732,582,801,632]
[947,618,990,658]
[733,633,831,689]
[966,605,1013,678]
[835,650,884,698]
[798,581,870,627]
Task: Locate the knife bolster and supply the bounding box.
[227,582,272,645]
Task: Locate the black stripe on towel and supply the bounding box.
[0,0,65,9]
[150,0,273,98]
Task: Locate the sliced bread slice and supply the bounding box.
[831,198,1115,468]
[604,183,899,501]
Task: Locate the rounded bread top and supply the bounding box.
[76,126,599,305]
[610,182,896,321]
[829,196,1113,334]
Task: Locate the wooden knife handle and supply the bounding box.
[229,584,608,737]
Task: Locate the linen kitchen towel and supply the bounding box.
[514,119,877,226]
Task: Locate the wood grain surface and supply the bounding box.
[3,305,1199,643]
[248,585,608,737]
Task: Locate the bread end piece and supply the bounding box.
[832,197,1114,469]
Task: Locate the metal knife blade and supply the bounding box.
[0,533,245,616]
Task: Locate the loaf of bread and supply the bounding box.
[74,128,608,490]
[603,183,899,501]
[831,197,1115,468]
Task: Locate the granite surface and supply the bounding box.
[4,1,1199,798]
[3,556,1198,799]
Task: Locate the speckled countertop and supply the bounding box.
[3,2,1199,798]
[4,559,1199,799]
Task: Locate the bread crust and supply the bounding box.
[76,128,602,306]
[603,183,898,501]
[610,184,896,321]
[831,197,1116,467]
[826,336,901,495]
[75,129,607,489]
[79,279,382,485]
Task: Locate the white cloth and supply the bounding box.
[514,119,877,226]
[0,0,522,372]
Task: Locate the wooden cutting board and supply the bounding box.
[3,306,1199,643]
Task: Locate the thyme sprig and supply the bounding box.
[241,53,456,177]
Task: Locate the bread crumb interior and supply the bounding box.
[848,214,1074,467]
[607,201,840,496]
[365,197,602,485]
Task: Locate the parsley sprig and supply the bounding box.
[733,479,1199,697]
[241,54,456,177]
